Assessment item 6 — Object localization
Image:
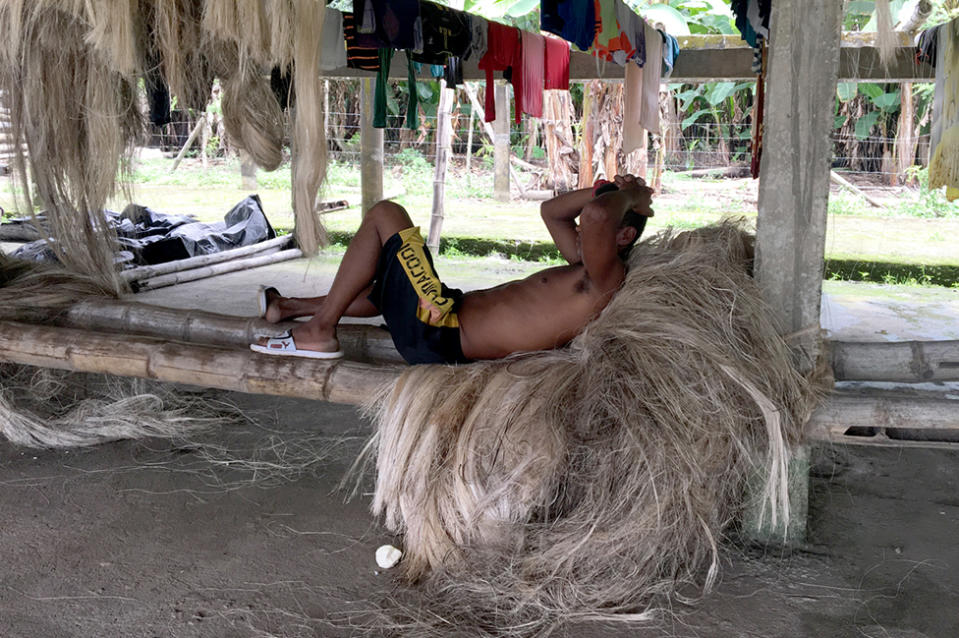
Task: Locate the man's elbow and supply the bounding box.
[579,201,615,226]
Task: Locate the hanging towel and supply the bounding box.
[544,35,570,90]
[521,31,545,118]
[640,21,662,135]
[623,60,645,154]
[319,8,347,71]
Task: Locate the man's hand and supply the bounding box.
[612,174,654,217]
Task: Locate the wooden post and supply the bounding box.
[465,88,475,184]
[360,77,384,215]
[751,0,844,547]
[493,82,510,202]
[239,149,257,190]
[462,84,526,196]
[428,81,454,252]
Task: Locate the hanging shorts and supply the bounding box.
[368,227,472,365]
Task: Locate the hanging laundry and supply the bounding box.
[374,49,420,130]
[660,30,679,78]
[612,1,645,66]
[354,0,423,53]
[478,21,522,123]
[464,15,488,61]
[929,21,959,200]
[623,61,645,154]
[592,0,621,61]
[750,40,767,179]
[730,0,770,48]
[541,0,565,40]
[319,7,347,71]
[445,57,464,88]
[270,67,293,111]
[639,21,662,135]
[343,12,380,71]
[544,35,570,91]
[916,26,939,66]
[410,1,473,65]
[521,31,545,118]
[556,0,597,52]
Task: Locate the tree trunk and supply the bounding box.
[895,82,918,185]
[578,81,596,188]
[542,90,576,193]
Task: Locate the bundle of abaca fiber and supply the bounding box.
[365,222,813,635]
[0,0,329,290]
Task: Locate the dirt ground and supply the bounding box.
[2,258,959,638]
[1,391,958,638]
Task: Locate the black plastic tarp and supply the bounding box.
[11,195,277,267]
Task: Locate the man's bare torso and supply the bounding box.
[456,263,623,360]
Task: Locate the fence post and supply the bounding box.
[360,76,384,216]
[493,82,510,202]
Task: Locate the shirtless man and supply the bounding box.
[251,173,654,363]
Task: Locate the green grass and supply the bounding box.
[3,155,959,286]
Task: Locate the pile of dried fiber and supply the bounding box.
[363,221,815,636]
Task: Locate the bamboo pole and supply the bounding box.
[0,321,401,405]
[428,81,454,252]
[134,248,303,292]
[122,235,293,282]
[1,319,956,442]
[807,394,959,448]
[57,299,405,362]
[830,339,959,382]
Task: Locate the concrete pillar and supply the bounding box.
[750,0,843,547]
[755,0,843,374]
[493,82,510,202]
[360,77,384,215]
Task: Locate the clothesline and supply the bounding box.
[315,0,683,135]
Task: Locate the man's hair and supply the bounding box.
[619,210,647,256]
[596,181,647,256]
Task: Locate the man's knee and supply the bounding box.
[366,200,412,228]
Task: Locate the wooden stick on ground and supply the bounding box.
[830,170,885,208]
[169,119,206,174]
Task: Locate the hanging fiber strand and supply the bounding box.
[0,2,142,293]
[360,222,817,636]
[290,0,329,255]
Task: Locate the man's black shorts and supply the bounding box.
[367,227,472,365]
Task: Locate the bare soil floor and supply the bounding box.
[1,396,958,638]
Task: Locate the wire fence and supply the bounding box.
[147,109,929,184]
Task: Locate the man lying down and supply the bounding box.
[251,173,654,364]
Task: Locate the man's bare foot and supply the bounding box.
[262,287,286,323]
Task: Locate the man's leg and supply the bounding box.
[258,200,414,353]
[263,286,378,323]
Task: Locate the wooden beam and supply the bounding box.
[830,340,959,382]
[320,36,932,84]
